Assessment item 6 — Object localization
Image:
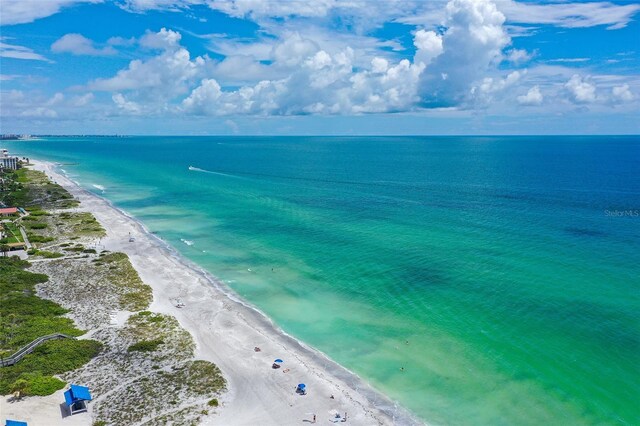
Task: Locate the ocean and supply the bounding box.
[3,136,639,425]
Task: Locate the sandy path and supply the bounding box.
[27,161,420,426]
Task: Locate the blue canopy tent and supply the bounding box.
[63,384,92,415]
[296,383,306,395]
[5,420,28,426]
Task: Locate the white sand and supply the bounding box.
[7,160,420,426]
[1,389,90,426]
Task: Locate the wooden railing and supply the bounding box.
[0,333,73,367]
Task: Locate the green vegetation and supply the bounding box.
[0,168,78,209]
[2,166,226,422]
[9,373,65,397]
[1,339,102,395]
[121,312,194,363]
[27,209,49,216]
[0,222,24,244]
[63,245,86,252]
[27,249,64,259]
[0,257,80,352]
[26,234,54,243]
[58,212,105,237]
[128,339,164,353]
[0,257,101,396]
[24,222,47,230]
[92,360,225,426]
[101,252,153,311]
[176,361,225,395]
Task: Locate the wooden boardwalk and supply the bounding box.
[0,333,74,367]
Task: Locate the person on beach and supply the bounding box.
[313,414,316,423]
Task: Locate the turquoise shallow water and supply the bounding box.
[3,136,639,425]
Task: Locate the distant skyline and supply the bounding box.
[1,0,639,135]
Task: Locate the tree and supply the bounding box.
[0,244,10,257]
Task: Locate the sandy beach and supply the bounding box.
[5,160,419,426]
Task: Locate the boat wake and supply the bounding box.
[188,166,242,179]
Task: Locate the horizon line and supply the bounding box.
[2,133,639,138]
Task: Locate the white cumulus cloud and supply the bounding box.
[112,93,142,114]
[413,30,443,66]
[517,85,543,106]
[88,29,208,105]
[565,74,597,103]
[418,0,510,107]
[139,27,183,49]
[27,1,635,122]
[611,84,634,102]
[181,46,424,116]
[51,34,116,56]
[506,48,532,64]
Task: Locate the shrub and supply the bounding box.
[0,340,102,395]
[12,372,65,396]
[128,339,164,353]
[25,222,47,230]
[208,398,219,407]
[33,250,64,259]
[27,234,54,243]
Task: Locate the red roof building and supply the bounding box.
[0,207,18,215]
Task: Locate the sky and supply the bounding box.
[0,0,639,135]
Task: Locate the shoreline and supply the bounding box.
[34,159,422,426]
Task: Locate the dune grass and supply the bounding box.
[101,252,153,311]
[2,169,78,209]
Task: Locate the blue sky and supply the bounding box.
[1,0,639,135]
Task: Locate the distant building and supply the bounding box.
[0,207,18,216]
[0,149,20,170]
[0,134,31,140]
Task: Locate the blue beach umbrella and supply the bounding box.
[297,383,306,389]
[274,359,283,363]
